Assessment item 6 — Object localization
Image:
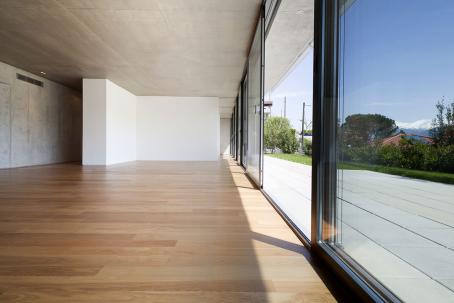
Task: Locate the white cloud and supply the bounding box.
[396,119,432,129]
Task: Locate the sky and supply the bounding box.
[266,49,313,131]
[267,0,454,131]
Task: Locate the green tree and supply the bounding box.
[281,129,299,154]
[431,98,454,146]
[264,116,299,153]
[340,114,398,147]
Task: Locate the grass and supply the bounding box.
[266,153,312,165]
[265,153,454,185]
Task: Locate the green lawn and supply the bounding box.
[266,153,312,165]
[265,153,454,185]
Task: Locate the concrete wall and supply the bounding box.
[83,79,137,165]
[137,96,220,161]
[0,61,82,169]
[82,79,107,165]
[220,118,231,155]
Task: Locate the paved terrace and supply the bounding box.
[263,155,454,303]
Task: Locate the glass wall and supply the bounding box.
[321,1,454,301]
[246,18,264,185]
[241,77,248,168]
[237,87,243,165]
[263,0,314,239]
[232,0,454,300]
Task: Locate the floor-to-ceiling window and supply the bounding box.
[262,0,314,239]
[319,0,454,301]
[241,76,248,168]
[237,88,243,165]
[246,16,264,185]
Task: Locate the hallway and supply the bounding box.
[0,159,335,303]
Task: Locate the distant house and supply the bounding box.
[382,133,434,145]
[264,100,273,119]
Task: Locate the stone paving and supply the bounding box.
[263,155,454,302]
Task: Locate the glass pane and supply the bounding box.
[242,78,248,167]
[247,19,263,184]
[327,1,454,301]
[237,87,243,164]
[263,0,314,238]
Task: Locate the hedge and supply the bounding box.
[342,141,454,173]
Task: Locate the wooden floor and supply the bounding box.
[0,158,337,302]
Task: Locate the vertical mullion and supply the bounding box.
[312,0,339,246]
[259,1,265,188]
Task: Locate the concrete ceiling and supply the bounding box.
[0,0,262,117]
[265,0,314,94]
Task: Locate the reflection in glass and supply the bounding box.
[326,1,454,301]
[263,0,314,238]
[247,18,263,184]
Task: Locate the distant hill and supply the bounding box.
[396,119,432,137]
[399,128,431,137]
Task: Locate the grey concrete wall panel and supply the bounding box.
[10,79,30,167]
[0,61,82,169]
[0,83,11,167]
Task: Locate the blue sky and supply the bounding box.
[267,0,454,130]
[266,49,313,130]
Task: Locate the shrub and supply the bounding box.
[264,116,299,154]
[437,145,454,173]
[265,117,292,153]
[342,144,379,164]
[281,129,299,154]
[421,145,439,171]
[397,139,426,170]
[303,139,312,156]
[374,141,454,174]
[377,144,402,167]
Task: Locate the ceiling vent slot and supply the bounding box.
[16,73,43,87]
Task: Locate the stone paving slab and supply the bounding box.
[263,155,454,302]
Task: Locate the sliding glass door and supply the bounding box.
[233,0,454,301]
[241,76,248,168]
[317,0,454,301]
[262,0,314,239]
[246,16,264,185]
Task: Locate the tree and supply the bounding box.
[431,98,454,146]
[264,117,299,153]
[281,129,299,154]
[340,114,398,147]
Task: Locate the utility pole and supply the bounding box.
[300,102,311,154]
[283,96,287,118]
[301,102,305,154]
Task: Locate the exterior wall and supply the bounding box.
[0,61,82,169]
[220,118,231,155]
[106,80,136,165]
[137,96,220,161]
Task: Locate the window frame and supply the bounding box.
[312,0,404,302]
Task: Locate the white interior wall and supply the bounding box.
[83,79,137,165]
[106,80,136,165]
[220,118,231,155]
[137,96,220,161]
[83,79,221,164]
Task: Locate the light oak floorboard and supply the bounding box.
[0,158,336,302]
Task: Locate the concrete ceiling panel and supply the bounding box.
[0,0,262,102]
